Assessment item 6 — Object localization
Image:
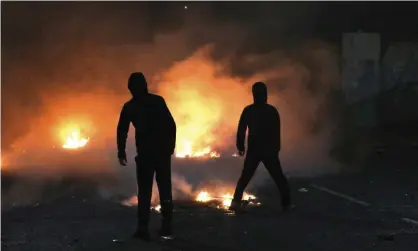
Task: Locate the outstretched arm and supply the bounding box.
[117,104,131,161]
[236,108,248,153]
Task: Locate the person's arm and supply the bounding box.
[161,98,177,155]
[236,107,248,153]
[117,103,131,161]
[273,108,281,152]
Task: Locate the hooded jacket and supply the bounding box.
[236,82,281,153]
[117,72,177,157]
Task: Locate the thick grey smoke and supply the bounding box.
[1,2,342,207]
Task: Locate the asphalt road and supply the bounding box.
[2,160,418,251]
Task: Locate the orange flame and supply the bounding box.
[61,127,89,149]
[195,191,212,202]
[121,190,259,212]
[175,140,220,158]
[195,191,258,210]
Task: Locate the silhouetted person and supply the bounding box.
[117,72,176,241]
[229,82,292,213]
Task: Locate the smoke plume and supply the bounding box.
[1,2,342,208]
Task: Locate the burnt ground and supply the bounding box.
[2,153,418,251]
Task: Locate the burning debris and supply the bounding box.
[196,191,212,202]
[121,190,260,212]
[204,192,259,210]
[194,191,260,210]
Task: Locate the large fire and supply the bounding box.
[157,47,253,160]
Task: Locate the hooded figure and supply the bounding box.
[252,81,268,104]
[128,72,148,100]
[118,72,176,156]
[230,82,292,213]
[236,82,279,153]
[117,72,176,241]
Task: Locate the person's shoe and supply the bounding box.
[229,201,246,214]
[158,224,174,240]
[132,228,151,242]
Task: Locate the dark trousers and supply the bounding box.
[232,150,291,206]
[135,153,173,228]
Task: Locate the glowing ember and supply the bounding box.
[175,140,220,159]
[152,205,161,213]
[121,196,160,212]
[62,129,89,149]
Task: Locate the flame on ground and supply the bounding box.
[175,140,220,159]
[221,193,233,208]
[195,191,259,210]
[62,128,89,149]
[196,191,212,202]
[121,190,259,212]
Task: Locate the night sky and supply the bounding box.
[2,2,418,50]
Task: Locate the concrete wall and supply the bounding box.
[381,42,418,90]
[342,32,381,127]
[341,34,418,128]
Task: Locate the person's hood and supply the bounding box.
[252,82,268,104]
[128,72,148,100]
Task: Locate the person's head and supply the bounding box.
[128,72,148,99]
[252,82,268,103]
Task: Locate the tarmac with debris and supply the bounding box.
[2,154,418,251]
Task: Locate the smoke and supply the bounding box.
[1,2,342,207]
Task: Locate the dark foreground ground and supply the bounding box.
[2,153,418,251]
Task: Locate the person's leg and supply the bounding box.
[155,154,173,236]
[261,153,291,208]
[134,154,154,240]
[231,152,260,209]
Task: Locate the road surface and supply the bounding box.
[2,160,418,251]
